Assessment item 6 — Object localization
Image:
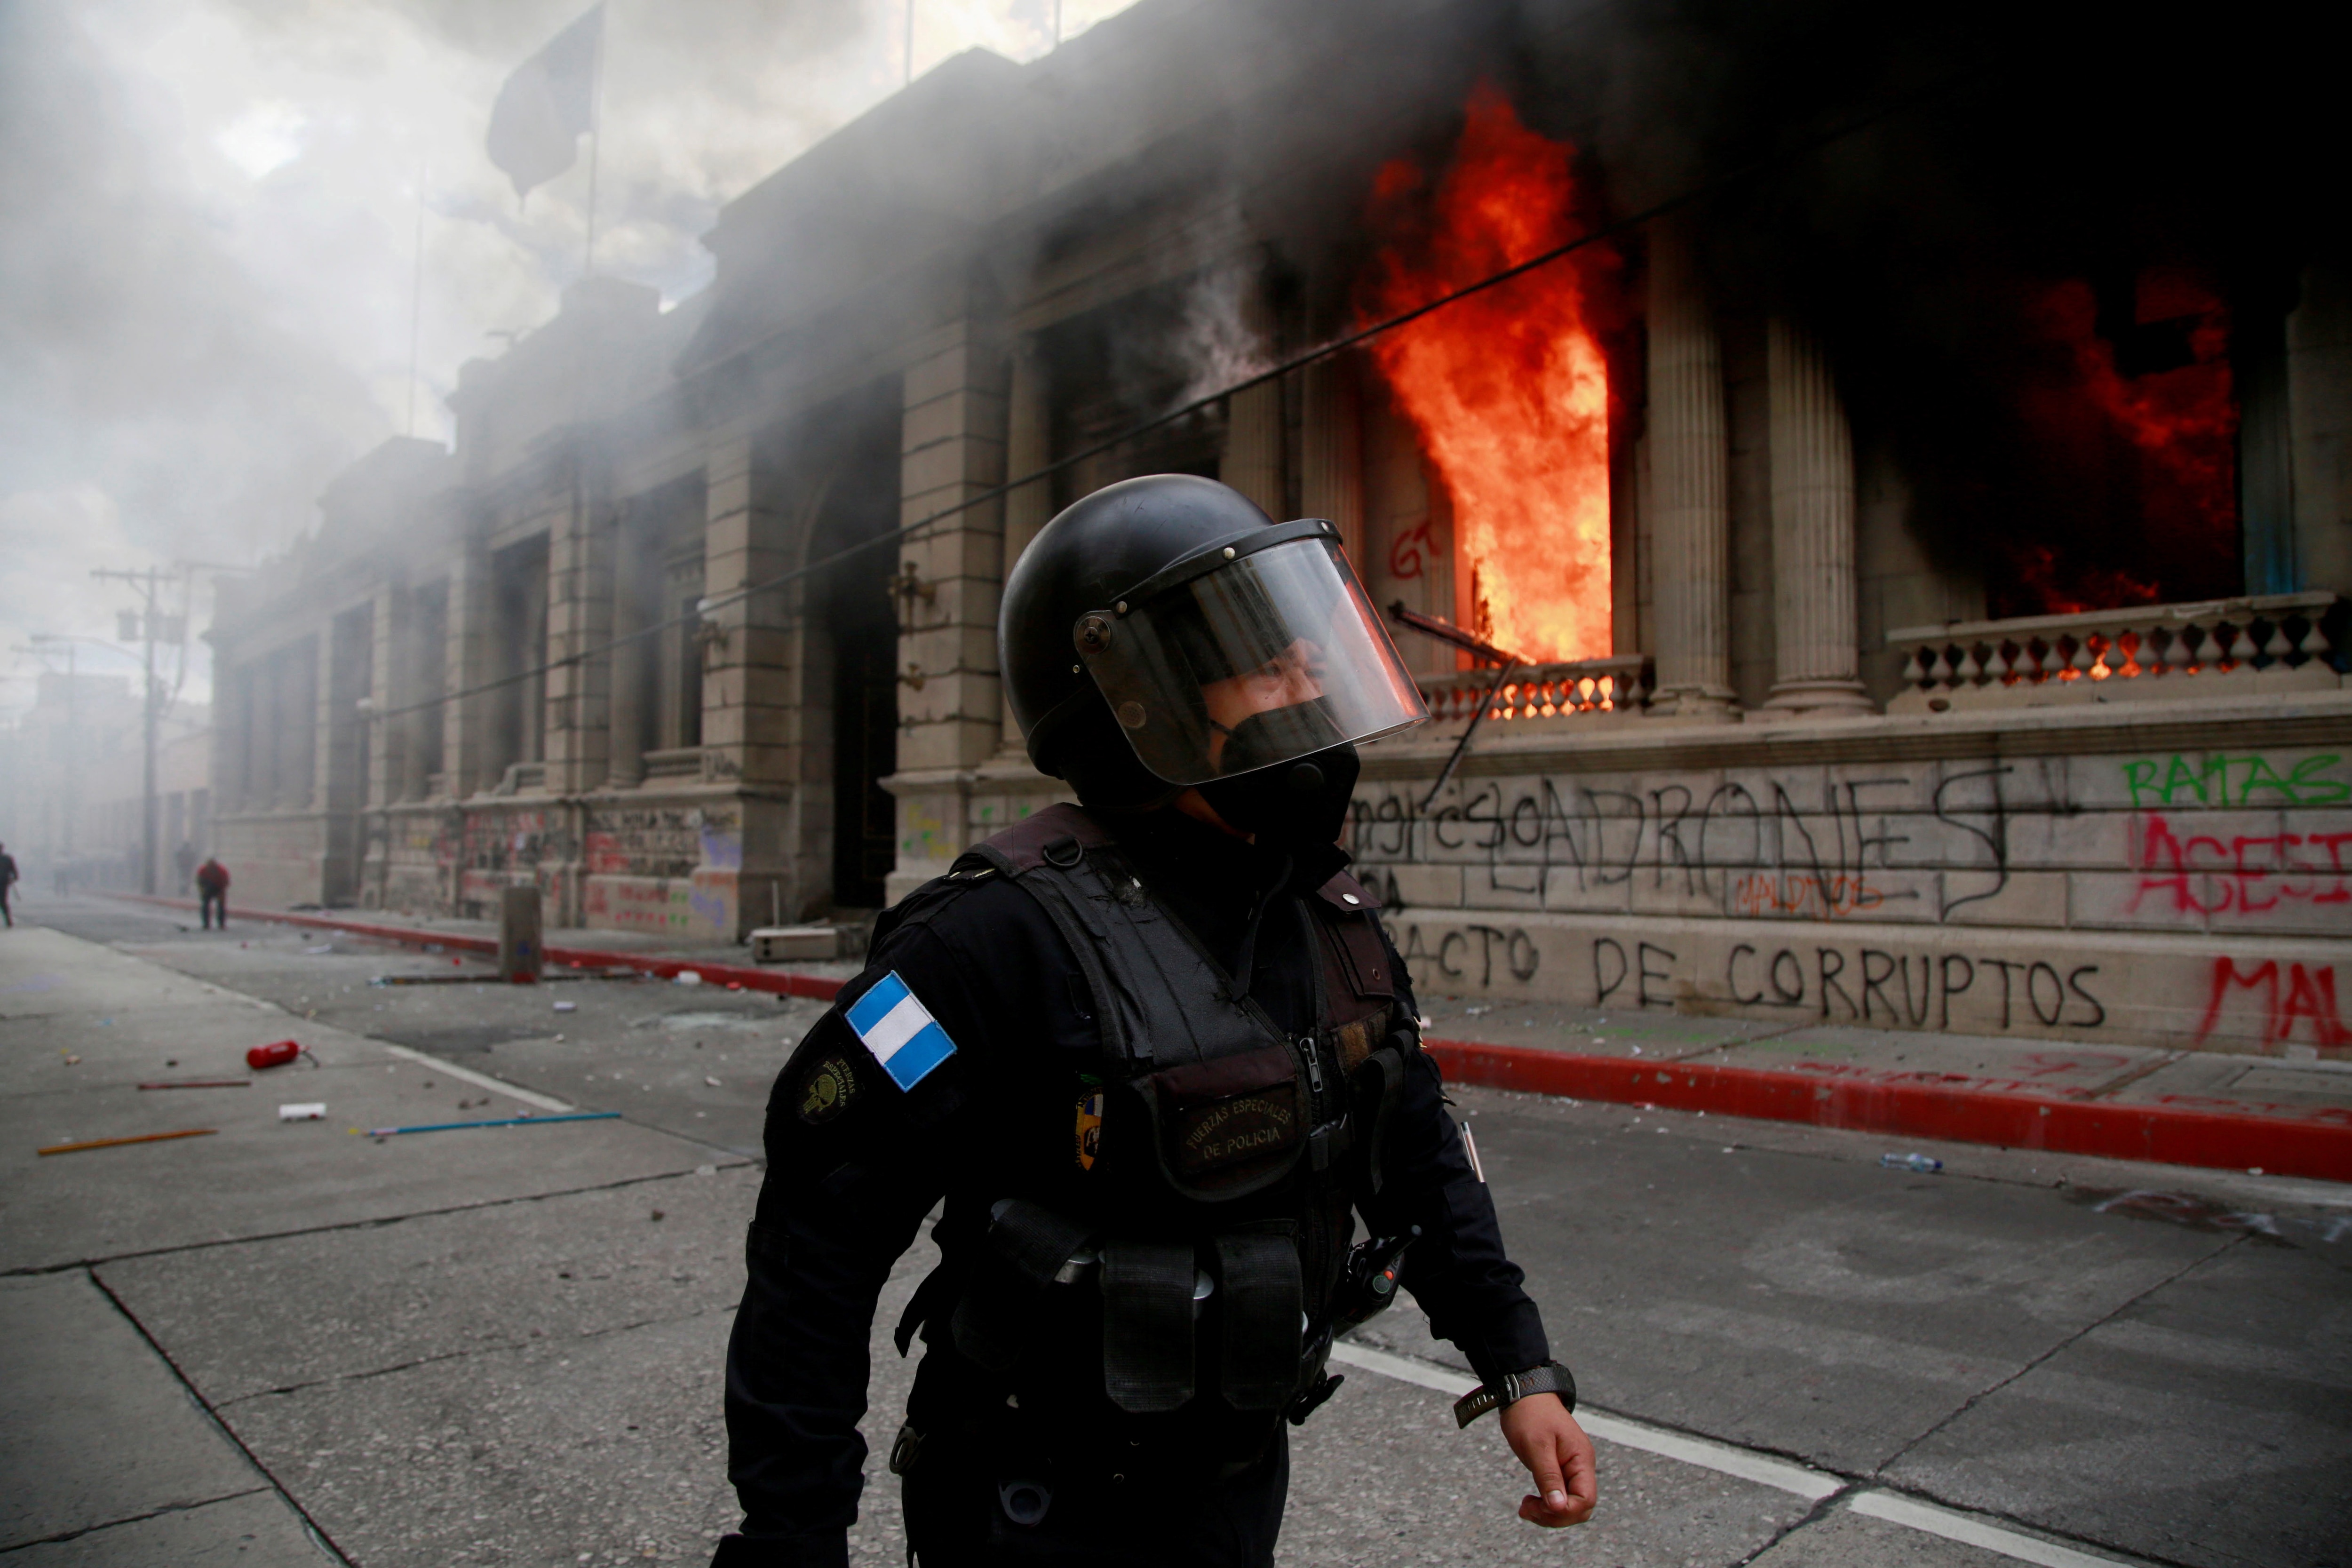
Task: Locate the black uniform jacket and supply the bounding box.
[722,807,1550,1565]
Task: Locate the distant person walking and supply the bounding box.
[0,841,17,928]
[175,840,198,896]
[196,856,230,930]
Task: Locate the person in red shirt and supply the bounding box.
[195,856,230,930]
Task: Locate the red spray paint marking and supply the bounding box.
[2195,958,2351,1050]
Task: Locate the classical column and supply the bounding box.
[543,459,617,794]
[2288,263,2352,593]
[1300,355,1365,568]
[606,537,647,788]
[442,537,495,796]
[366,586,403,809]
[700,426,795,786]
[1647,227,1739,718]
[888,316,1009,901]
[1220,270,1284,517]
[998,333,1053,755]
[1764,318,1873,715]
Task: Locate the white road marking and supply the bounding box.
[1327,1342,1841,1498]
[1328,1340,2156,1566]
[1849,1490,2138,1567]
[380,1045,574,1113]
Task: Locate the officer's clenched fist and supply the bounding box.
[1500,1394,1598,1527]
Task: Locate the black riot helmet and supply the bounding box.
[1000,474,1428,826]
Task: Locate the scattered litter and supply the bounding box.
[139,1080,249,1090]
[695,1164,717,1176]
[1629,1045,1643,1055]
[726,981,744,991]
[649,1210,665,1222]
[424,943,444,953]
[1464,1004,1491,1016]
[40,1129,216,1156]
[704,1075,721,1088]
[553,1001,577,1013]
[2248,1167,2265,1176]
[61,1054,80,1066]
[303,944,334,955]
[554,1034,565,1042]
[360,1111,620,1137]
[279,1103,327,1121]
[675,971,704,987]
[166,1059,177,1067]
[1880,1153,1944,1173]
[247,1040,304,1070]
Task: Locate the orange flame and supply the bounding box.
[1361,86,1615,663]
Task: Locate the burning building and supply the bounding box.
[208,0,2349,1054]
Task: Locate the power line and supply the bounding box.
[355,63,1986,729]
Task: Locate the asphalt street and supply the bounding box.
[3,895,2347,1568]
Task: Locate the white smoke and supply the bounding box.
[0,0,1140,724]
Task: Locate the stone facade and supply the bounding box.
[205,0,2349,1054]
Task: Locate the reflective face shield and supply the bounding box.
[1073,520,1429,787]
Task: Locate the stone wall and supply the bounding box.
[1343,708,2352,1054]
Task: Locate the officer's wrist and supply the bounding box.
[1450,1360,1576,1428]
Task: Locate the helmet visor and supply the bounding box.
[1079,533,1428,786]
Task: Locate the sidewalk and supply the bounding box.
[107,895,2352,1184]
[0,923,747,1563]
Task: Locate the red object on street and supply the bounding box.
[246,1040,301,1070]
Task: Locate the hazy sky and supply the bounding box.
[0,0,1139,723]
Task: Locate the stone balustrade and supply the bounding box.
[1418,654,1653,725]
[1888,591,2344,713]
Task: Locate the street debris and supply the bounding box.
[359,1110,620,1137]
[1881,1153,1944,1173]
[675,971,704,986]
[139,1080,250,1090]
[246,1040,304,1069]
[553,1000,577,1012]
[278,1103,327,1121]
[61,1053,80,1066]
[704,1075,721,1087]
[40,1129,217,1156]
[303,944,334,955]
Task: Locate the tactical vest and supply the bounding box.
[904,804,1419,1460]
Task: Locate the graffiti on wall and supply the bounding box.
[1392,914,2345,1049]
[1350,749,2351,937]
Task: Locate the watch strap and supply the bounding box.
[1451,1360,1576,1429]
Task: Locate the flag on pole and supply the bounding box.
[486,4,603,199]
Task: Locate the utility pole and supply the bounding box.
[93,566,177,896]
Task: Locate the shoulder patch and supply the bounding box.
[796,1051,863,1124]
[843,970,958,1090]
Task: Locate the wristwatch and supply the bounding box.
[1452,1360,1577,1429]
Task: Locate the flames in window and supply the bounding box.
[1998,269,2239,615]
[1359,86,1619,663]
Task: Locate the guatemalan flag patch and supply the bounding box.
[843,971,957,1091]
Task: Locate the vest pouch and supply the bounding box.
[1100,1240,1197,1413]
[1132,1043,1306,1202]
[1212,1231,1303,1411]
[951,1199,1096,1373]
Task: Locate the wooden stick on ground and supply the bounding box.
[38,1129,218,1156]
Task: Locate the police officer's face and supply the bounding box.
[1200,638,1327,772]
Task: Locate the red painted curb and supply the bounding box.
[1424,1039,2352,1184]
[105,895,847,1003]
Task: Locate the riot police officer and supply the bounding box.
[715,474,1595,1567]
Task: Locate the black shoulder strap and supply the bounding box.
[968,804,1280,1075]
